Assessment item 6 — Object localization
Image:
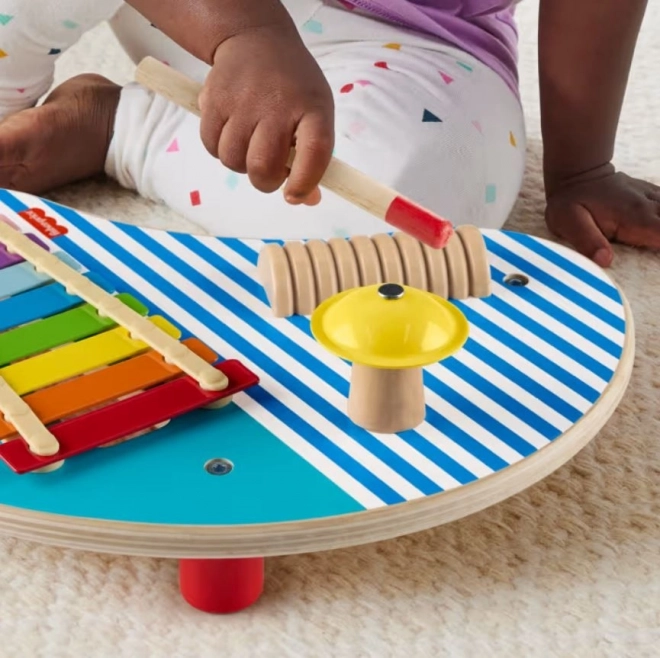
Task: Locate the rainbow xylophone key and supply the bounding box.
[0,231,259,474]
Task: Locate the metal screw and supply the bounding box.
[504,273,529,287]
[204,458,234,476]
[378,283,405,299]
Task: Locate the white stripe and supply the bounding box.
[155,231,465,490]
[202,238,508,477]
[95,221,430,500]
[451,348,573,432]
[490,280,619,372]
[53,220,391,508]
[464,323,592,413]
[468,298,608,391]
[488,253,623,345]
[491,232,623,318]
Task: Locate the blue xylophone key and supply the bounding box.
[0,251,84,300]
[0,272,115,332]
[0,262,50,299]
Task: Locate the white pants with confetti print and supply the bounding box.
[0,0,525,238]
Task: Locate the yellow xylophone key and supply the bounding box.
[0,316,181,396]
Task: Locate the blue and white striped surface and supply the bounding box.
[0,190,627,525]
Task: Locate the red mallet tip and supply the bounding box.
[385,196,454,248]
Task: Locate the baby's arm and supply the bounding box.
[124,0,295,64]
[538,0,647,194]
[124,0,335,203]
[537,0,660,265]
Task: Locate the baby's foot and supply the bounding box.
[0,74,121,194]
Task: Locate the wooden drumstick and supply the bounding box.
[0,376,59,457]
[135,57,455,249]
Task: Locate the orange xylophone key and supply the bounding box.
[0,337,217,440]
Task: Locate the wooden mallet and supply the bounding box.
[134,57,454,249]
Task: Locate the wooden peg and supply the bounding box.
[393,232,428,291]
[350,236,383,286]
[443,233,470,299]
[456,225,491,297]
[421,242,449,299]
[283,242,316,316]
[371,233,405,285]
[257,244,295,318]
[327,237,361,293]
[305,239,339,307]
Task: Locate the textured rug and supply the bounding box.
[2,2,659,656]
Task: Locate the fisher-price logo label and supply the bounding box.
[18,207,68,238]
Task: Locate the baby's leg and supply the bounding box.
[0,1,125,192]
[106,6,524,237]
[0,0,123,119]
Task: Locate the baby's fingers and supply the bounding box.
[246,121,293,193]
[284,111,334,204]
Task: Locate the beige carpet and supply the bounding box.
[2,2,659,656]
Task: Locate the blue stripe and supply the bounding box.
[490,266,622,359]
[441,355,561,438]
[485,236,625,332]
[421,405,510,471]
[462,340,582,423]
[52,210,418,504]
[0,189,30,214]
[222,237,262,266]
[503,231,621,303]
[453,300,601,403]
[423,370,536,457]
[177,233,485,481]
[484,295,613,382]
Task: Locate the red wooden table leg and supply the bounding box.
[179,557,265,613]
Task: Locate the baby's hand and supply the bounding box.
[544,164,660,267]
[198,24,334,205]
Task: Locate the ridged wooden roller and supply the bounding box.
[257,225,491,317]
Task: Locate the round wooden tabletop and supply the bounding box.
[0,190,635,559]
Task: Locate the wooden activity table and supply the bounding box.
[0,189,634,613]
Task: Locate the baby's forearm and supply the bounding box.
[538,0,647,194]
[125,0,296,64]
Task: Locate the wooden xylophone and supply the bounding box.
[0,222,259,475]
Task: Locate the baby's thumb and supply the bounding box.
[545,202,613,268]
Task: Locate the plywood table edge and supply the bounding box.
[0,283,635,560]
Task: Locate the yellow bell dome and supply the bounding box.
[310,283,469,369]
